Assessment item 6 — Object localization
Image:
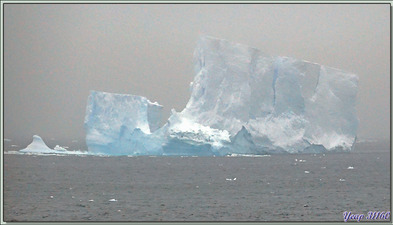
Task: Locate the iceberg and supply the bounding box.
[84,91,164,155]
[19,135,54,154]
[19,135,89,155]
[84,36,358,155]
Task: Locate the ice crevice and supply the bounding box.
[272,57,281,107]
[310,66,322,102]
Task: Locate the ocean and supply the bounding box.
[3,141,391,222]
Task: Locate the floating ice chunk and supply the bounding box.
[4,151,20,155]
[54,145,67,151]
[226,153,271,157]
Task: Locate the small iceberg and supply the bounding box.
[54,145,68,151]
[18,135,89,156]
[20,135,54,154]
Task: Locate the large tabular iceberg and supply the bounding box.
[84,36,358,155]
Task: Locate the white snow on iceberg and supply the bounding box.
[84,36,358,156]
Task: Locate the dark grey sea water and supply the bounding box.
[3,147,391,222]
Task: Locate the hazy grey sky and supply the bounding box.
[4,4,390,148]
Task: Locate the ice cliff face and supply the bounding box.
[174,36,358,153]
[84,36,358,155]
[84,91,164,155]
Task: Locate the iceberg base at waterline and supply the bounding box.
[84,36,358,156]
